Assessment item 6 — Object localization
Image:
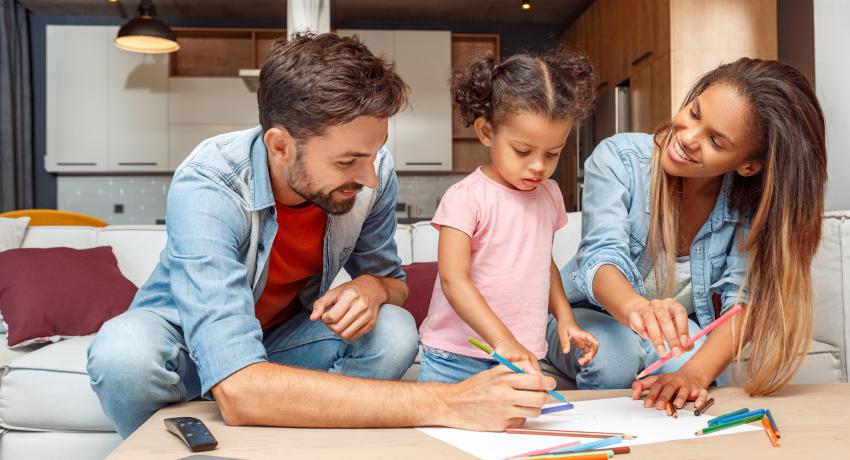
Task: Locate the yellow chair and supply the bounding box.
[0,209,108,227]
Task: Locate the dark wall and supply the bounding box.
[28,13,564,209]
[777,0,815,88]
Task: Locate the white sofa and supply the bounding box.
[1,211,848,460]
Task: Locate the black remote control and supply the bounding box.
[164,417,218,452]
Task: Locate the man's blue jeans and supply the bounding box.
[87,305,419,438]
[544,308,707,389]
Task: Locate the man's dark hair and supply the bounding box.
[258,32,409,140]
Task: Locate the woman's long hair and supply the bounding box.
[647,58,827,395]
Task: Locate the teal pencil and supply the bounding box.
[696,413,764,435]
[468,337,571,405]
[708,407,749,424]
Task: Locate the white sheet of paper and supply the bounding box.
[418,397,762,460]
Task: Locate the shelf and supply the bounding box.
[169,28,286,78]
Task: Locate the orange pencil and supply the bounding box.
[762,417,781,448]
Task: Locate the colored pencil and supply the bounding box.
[468,337,571,405]
[695,413,764,436]
[509,441,581,458]
[510,452,612,460]
[506,427,637,440]
[765,409,781,437]
[761,416,781,448]
[542,404,574,414]
[637,304,744,379]
[708,409,766,426]
[693,397,714,416]
[551,436,622,454]
[588,446,630,455]
[708,407,749,424]
[664,402,678,418]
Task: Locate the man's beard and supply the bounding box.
[286,151,362,215]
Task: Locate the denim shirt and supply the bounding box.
[129,126,405,396]
[561,133,750,329]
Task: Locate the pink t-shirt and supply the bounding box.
[419,167,568,359]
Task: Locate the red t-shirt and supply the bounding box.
[254,202,327,330]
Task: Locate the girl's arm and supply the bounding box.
[437,226,540,371]
[549,260,598,364]
[632,317,736,410]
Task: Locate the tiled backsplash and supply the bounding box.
[57,174,467,224]
[57,176,172,225]
[396,174,467,219]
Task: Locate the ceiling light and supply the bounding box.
[522,1,531,10]
[114,0,179,54]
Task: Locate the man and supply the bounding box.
[87,33,555,438]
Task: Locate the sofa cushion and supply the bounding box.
[0,431,121,460]
[96,226,167,287]
[0,246,137,347]
[0,216,30,252]
[19,226,98,249]
[401,262,438,328]
[811,212,849,381]
[0,336,113,431]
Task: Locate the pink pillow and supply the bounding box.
[0,246,137,347]
[401,262,438,328]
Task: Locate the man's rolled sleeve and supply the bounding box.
[166,168,268,397]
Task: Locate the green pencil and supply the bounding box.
[695,413,764,436]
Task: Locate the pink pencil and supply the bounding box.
[507,441,581,459]
[637,304,744,379]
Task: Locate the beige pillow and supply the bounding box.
[0,216,30,252]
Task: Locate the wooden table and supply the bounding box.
[107,383,850,459]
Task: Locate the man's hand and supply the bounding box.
[437,366,556,431]
[310,275,388,341]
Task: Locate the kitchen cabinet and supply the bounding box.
[46,25,170,173]
[46,26,109,172]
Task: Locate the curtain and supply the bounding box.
[0,0,34,212]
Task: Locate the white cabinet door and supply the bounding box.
[393,30,452,171]
[337,29,398,157]
[46,26,108,172]
[106,26,169,172]
[168,77,258,125]
[167,77,258,169]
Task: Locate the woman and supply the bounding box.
[545,58,827,410]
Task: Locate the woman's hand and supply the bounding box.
[631,366,710,410]
[494,339,542,373]
[557,323,598,366]
[625,298,692,357]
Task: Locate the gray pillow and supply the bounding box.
[0,216,30,252]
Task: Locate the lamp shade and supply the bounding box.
[114,1,179,54]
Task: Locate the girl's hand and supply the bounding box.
[626,298,692,357]
[558,324,598,366]
[494,339,542,373]
[630,367,710,410]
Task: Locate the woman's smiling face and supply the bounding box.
[662,82,762,180]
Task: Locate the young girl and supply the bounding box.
[545,58,827,409]
[418,49,599,383]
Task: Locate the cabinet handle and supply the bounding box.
[118,162,158,166]
[631,50,654,67]
[405,162,444,166]
[57,162,97,166]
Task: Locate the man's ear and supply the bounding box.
[263,126,297,164]
[737,158,763,177]
[473,117,494,147]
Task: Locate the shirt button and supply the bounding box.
[258,243,265,252]
[695,247,703,253]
